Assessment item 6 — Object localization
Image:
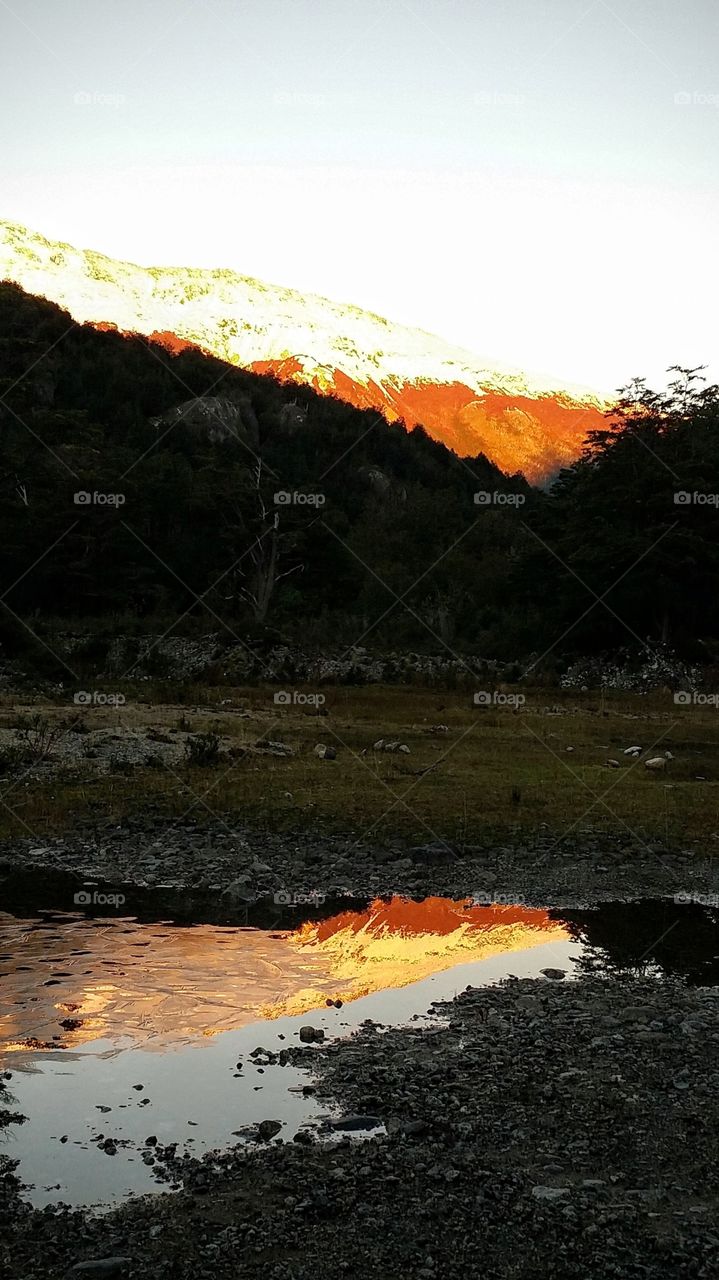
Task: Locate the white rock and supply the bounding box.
[531,1186,570,1201]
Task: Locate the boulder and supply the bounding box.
[150,395,257,446]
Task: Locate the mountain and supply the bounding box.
[0,220,609,482]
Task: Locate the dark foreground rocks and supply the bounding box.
[2,974,718,1280]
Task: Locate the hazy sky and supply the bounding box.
[1,0,718,392]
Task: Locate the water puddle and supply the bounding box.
[1,893,717,1209]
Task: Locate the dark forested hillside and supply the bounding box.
[0,283,531,656]
[1,283,717,670]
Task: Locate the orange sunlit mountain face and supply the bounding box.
[145,337,604,482]
[247,358,603,482]
[0,899,570,1059]
[141,336,603,482]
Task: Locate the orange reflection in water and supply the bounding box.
[265,897,568,1016]
[0,900,568,1059]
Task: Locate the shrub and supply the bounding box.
[184,732,221,767]
[11,713,71,761]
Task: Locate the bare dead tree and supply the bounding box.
[235,461,303,623]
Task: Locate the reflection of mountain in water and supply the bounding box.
[556,900,719,985]
[0,900,567,1058]
[279,897,568,1011]
[4,897,714,1068]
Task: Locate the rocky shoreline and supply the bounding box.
[2,820,719,1279]
[2,972,719,1279]
[1,820,718,918]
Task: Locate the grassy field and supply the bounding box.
[0,684,718,847]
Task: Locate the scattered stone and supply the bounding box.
[299,1025,324,1044]
[66,1261,132,1278]
[329,1115,382,1132]
[257,1119,283,1141]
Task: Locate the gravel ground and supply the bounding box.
[2,973,719,1280]
[2,819,719,912]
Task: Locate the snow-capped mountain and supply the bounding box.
[0,220,609,481]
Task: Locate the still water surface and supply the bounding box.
[0,894,715,1208]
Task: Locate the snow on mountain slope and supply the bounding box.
[0,220,610,481]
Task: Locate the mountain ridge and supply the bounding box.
[0,219,610,481]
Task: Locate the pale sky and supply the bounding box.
[1,0,718,394]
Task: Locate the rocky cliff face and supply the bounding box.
[0,220,610,481]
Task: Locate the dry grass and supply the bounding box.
[0,684,718,847]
